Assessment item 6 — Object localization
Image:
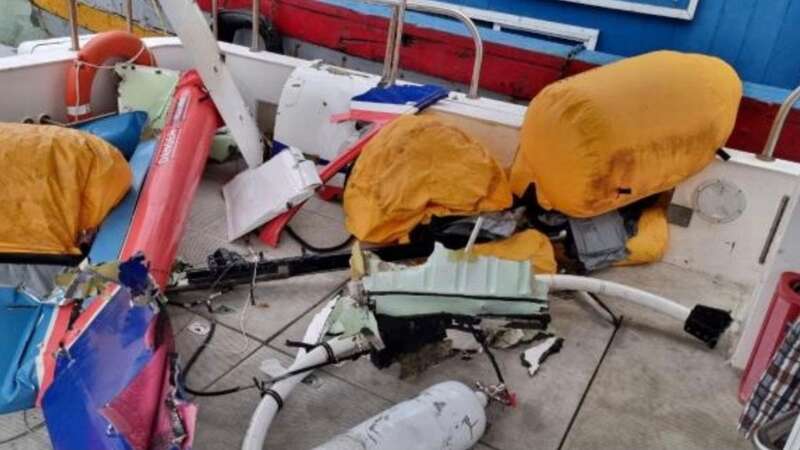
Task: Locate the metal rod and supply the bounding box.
[251,0,260,51]
[759,84,800,161]
[211,0,219,40]
[125,0,133,32]
[386,0,407,86]
[67,0,80,51]
[410,2,483,98]
[758,195,790,264]
[380,5,400,82]
[368,0,484,98]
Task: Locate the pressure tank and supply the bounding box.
[313,381,488,450]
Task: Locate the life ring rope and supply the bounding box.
[65,31,156,121]
[67,43,148,118]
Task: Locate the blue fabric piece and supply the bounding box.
[77,112,148,159]
[42,288,155,450]
[0,287,53,413]
[118,255,150,296]
[88,140,156,265]
[352,84,449,111]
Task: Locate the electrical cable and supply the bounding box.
[469,326,505,385]
[286,225,353,253]
[175,308,257,397]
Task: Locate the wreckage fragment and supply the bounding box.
[520,334,564,377]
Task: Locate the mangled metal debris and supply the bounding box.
[520,334,564,377]
[362,243,549,320]
[224,147,322,241]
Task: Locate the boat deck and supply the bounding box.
[1,161,754,450]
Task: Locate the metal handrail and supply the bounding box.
[370,0,484,98]
[251,0,260,52]
[211,0,219,40]
[67,0,80,51]
[125,0,134,32]
[65,0,483,96]
[760,84,800,162]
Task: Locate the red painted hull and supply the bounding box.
[121,70,222,288]
[202,0,799,162]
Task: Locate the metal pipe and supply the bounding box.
[759,84,800,161]
[251,0,260,51]
[211,0,219,40]
[410,2,482,98]
[67,0,80,51]
[380,5,400,82]
[386,0,407,86]
[368,0,484,98]
[125,0,133,32]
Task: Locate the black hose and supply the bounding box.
[173,307,255,397]
[286,225,353,253]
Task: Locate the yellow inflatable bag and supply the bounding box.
[472,229,557,274]
[0,124,132,255]
[510,51,741,218]
[617,203,669,266]
[344,116,512,243]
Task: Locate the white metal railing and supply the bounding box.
[370,0,484,98]
[759,84,800,162]
[65,0,483,96]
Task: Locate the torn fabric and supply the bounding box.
[344,115,512,244]
[471,229,557,274]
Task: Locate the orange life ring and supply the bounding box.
[65,31,157,122]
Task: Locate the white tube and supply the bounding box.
[536,274,691,322]
[242,299,339,450]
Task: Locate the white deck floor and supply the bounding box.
[0,161,755,449]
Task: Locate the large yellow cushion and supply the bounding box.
[344,115,512,244]
[0,124,132,255]
[510,51,741,218]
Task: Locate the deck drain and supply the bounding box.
[187,320,211,336]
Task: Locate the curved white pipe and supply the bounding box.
[242,298,340,450]
[535,274,691,322]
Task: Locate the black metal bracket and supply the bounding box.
[683,304,733,349]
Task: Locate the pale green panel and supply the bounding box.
[210,129,237,162]
[115,63,179,134]
[364,244,548,300]
[373,295,548,318]
[364,244,549,319]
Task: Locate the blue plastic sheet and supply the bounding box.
[77,111,148,159]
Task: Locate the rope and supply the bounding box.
[71,43,149,115]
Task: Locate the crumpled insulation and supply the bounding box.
[0,124,132,255]
[472,229,557,274]
[510,50,742,218]
[344,116,512,243]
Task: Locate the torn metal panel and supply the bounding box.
[324,293,384,350]
[362,243,548,319]
[115,64,180,134]
[520,335,564,377]
[223,147,322,241]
